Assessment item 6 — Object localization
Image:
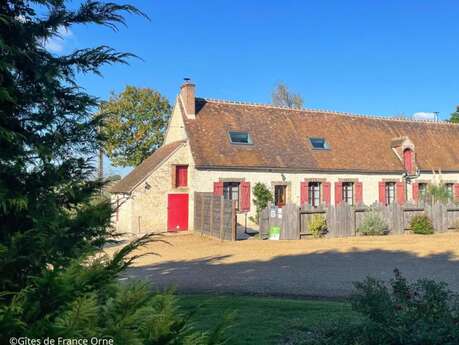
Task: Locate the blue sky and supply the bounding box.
[50,0,459,175]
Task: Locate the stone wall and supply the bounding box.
[113,143,192,234]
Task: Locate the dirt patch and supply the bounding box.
[107,232,459,297]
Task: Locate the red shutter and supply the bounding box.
[412,182,419,202]
[213,181,223,196]
[239,181,251,212]
[300,181,308,206]
[176,165,188,187]
[322,182,331,206]
[454,183,459,202]
[378,181,386,205]
[403,149,414,175]
[334,182,342,206]
[355,181,363,205]
[396,181,405,205]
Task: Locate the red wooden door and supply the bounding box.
[167,194,188,231]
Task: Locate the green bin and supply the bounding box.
[269,226,281,240]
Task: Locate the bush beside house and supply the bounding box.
[356,210,388,236]
[308,215,327,238]
[410,215,434,234]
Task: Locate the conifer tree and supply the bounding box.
[0,1,230,342]
[0,0,143,294]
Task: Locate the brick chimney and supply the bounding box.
[180,78,195,119]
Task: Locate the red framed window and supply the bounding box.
[175,165,188,187]
[274,185,287,207]
[342,182,354,206]
[308,182,321,207]
[385,182,396,205]
[223,182,240,209]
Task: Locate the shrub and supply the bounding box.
[308,215,327,238]
[356,210,388,236]
[427,180,451,204]
[410,214,434,234]
[291,270,459,345]
[252,183,273,224]
[0,249,233,344]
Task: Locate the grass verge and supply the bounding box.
[178,294,357,345]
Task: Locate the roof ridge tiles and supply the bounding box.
[201,97,459,126]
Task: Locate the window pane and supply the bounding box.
[275,185,287,207]
[342,182,353,205]
[385,182,395,205]
[223,182,240,209]
[419,183,427,200]
[446,184,453,200]
[309,138,329,149]
[229,131,252,144]
[308,182,321,207]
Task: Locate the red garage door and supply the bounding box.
[167,194,188,231]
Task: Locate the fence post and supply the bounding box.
[200,194,205,235]
[209,196,214,236]
[231,200,237,241]
[219,196,224,240]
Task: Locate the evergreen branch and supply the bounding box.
[105,233,159,274]
[58,46,136,76]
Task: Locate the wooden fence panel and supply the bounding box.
[402,205,423,231]
[299,205,325,238]
[193,192,236,241]
[260,200,459,240]
[259,207,270,239]
[447,204,459,230]
[281,203,299,240]
[354,207,370,232]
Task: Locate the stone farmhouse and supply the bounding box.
[110,80,459,234]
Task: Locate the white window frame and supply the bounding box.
[385,182,396,205]
[308,182,321,207]
[342,182,354,206]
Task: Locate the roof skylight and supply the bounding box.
[229,131,252,145]
[309,137,329,150]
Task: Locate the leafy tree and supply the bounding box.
[450,106,459,123]
[0,1,230,343]
[272,82,304,109]
[251,183,273,224]
[100,86,171,167]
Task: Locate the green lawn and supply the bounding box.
[178,294,358,345]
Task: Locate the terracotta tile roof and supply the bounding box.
[110,141,185,193]
[184,99,459,173]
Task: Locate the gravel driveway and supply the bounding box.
[113,232,459,298]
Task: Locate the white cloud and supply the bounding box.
[412,112,437,120]
[43,26,73,53]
